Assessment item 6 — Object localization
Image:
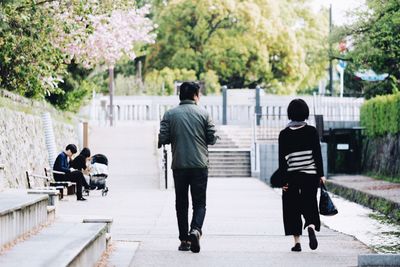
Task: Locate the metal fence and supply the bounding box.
[85,91,364,127]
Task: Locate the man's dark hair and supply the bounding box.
[287,99,309,121]
[179,82,200,101]
[66,144,77,154]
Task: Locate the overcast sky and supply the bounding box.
[310,0,366,25]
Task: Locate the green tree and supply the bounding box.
[147,0,328,94]
[334,0,400,98]
[0,1,67,99]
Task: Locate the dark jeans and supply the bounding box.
[282,173,321,236]
[173,168,208,242]
[55,171,90,199]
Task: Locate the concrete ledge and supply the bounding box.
[327,181,400,222]
[47,206,56,221]
[0,222,108,267]
[358,254,400,266]
[27,189,60,206]
[83,218,113,233]
[0,192,48,248]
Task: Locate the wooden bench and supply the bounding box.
[44,168,77,195]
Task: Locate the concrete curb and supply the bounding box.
[326,181,400,222]
[358,254,400,266]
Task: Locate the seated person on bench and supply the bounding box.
[53,144,90,201]
[71,147,91,171]
[71,147,91,185]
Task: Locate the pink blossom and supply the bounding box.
[60,5,156,68]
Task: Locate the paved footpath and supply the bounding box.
[57,122,370,267]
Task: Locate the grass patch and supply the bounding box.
[0,95,76,125]
[365,172,400,184]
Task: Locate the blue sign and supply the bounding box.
[355,70,388,81]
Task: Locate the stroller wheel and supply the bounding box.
[84,189,90,196]
[102,187,108,196]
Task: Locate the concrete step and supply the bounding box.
[0,221,108,267]
[210,163,251,167]
[208,172,251,178]
[209,156,250,159]
[209,166,251,170]
[210,152,249,155]
[213,145,240,149]
[209,157,250,161]
[0,191,49,248]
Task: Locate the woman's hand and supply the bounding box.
[320,176,327,184]
[282,183,289,192]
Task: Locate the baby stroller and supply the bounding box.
[87,154,109,196]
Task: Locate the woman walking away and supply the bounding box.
[278,99,326,252]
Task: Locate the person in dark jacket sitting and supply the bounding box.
[53,144,90,201]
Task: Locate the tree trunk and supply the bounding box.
[109,67,114,126]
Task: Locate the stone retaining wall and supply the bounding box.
[0,95,78,189]
[362,134,400,177]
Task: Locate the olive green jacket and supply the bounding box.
[158,100,217,170]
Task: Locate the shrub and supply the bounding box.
[360,92,400,136]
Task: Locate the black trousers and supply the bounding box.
[173,168,208,242]
[55,171,90,199]
[282,173,321,236]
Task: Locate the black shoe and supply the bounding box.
[308,227,318,250]
[291,243,301,252]
[77,197,87,201]
[189,229,201,253]
[178,241,191,251]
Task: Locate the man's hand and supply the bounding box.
[320,176,327,184]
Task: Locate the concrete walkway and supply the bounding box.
[57,122,370,267]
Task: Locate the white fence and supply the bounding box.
[85,90,364,126]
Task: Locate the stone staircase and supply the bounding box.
[0,190,110,267]
[209,126,252,177]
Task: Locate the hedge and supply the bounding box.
[360,92,400,137]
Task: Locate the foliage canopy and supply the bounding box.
[147,0,329,94]
[333,0,400,99]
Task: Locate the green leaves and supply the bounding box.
[0,0,65,100]
[360,92,400,136]
[147,0,329,94]
[335,0,400,98]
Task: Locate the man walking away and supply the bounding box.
[158,82,218,253]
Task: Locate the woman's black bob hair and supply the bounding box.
[287,98,309,121]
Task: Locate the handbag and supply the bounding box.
[319,183,338,216]
[270,169,285,188]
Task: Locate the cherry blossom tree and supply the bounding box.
[60,4,156,125]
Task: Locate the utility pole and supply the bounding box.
[328,4,333,96]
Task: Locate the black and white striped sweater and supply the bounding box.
[279,125,324,177]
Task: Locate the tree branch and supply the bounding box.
[203,15,232,44]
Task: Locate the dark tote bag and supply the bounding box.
[319,183,338,216]
[270,169,285,188]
